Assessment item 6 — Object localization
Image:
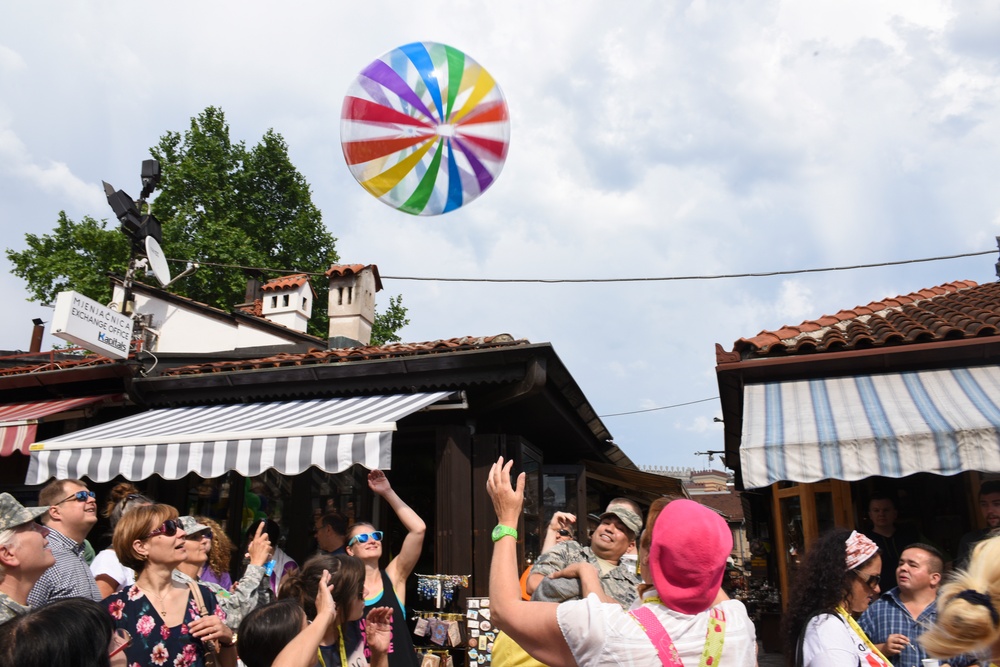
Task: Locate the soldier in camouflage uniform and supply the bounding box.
[0,493,54,625]
[528,504,643,609]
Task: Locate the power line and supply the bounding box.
[600,396,719,417]
[167,248,995,284]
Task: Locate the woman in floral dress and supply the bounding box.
[104,504,237,667]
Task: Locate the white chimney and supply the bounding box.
[326,264,382,347]
[261,274,314,333]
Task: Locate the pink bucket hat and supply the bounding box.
[650,499,733,615]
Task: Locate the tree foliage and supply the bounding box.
[7,106,407,345]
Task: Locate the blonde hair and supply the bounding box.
[921,535,1000,657]
[196,516,233,578]
[637,496,675,597]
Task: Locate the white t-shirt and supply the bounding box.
[556,593,757,667]
[89,548,134,592]
[803,613,888,667]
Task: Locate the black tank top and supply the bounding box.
[346,569,419,667]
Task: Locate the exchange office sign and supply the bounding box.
[52,291,134,360]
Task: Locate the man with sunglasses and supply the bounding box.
[0,493,54,625]
[27,479,101,606]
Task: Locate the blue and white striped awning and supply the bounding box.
[740,366,1000,489]
[26,392,451,484]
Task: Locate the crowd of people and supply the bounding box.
[3,460,1000,667]
[0,469,421,667]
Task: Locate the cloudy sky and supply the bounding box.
[3,1,1000,471]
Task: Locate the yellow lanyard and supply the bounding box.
[315,639,349,667]
[835,606,891,667]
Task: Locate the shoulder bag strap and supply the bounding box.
[187,581,208,616]
[629,606,685,667]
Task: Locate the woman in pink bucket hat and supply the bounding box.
[486,457,757,667]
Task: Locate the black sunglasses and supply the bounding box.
[147,519,180,539]
[853,570,881,589]
[56,490,96,504]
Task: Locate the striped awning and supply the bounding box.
[741,365,1000,489]
[26,392,451,484]
[0,395,120,456]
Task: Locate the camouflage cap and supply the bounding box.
[599,507,643,538]
[0,493,49,532]
[178,515,210,536]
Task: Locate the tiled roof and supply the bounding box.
[730,280,999,358]
[325,264,382,291]
[0,354,117,377]
[261,274,312,292]
[694,492,744,521]
[161,334,523,376]
[236,299,263,317]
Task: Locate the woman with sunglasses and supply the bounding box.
[173,516,273,630]
[92,483,154,598]
[345,469,425,667]
[105,504,237,667]
[784,528,889,667]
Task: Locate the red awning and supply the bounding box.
[0,395,120,456]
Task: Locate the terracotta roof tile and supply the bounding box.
[0,354,118,377]
[325,264,383,291]
[236,299,263,317]
[161,334,523,376]
[261,274,312,293]
[731,279,989,358]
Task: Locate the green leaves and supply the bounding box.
[8,106,408,344]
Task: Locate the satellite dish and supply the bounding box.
[144,236,171,287]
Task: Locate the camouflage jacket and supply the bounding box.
[529,540,640,609]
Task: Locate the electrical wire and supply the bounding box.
[167,248,995,284]
[599,396,719,417]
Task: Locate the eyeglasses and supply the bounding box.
[347,531,384,547]
[120,493,141,510]
[108,628,132,658]
[147,519,180,539]
[184,530,212,541]
[56,490,96,504]
[853,570,881,589]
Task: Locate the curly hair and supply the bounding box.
[782,528,861,666]
[921,535,1000,657]
[196,516,233,579]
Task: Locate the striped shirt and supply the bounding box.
[859,588,975,667]
[26,527,101,606]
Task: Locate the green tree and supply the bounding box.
[7,106,407,345]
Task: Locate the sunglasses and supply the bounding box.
[108,628,132,658]
[56,490,96,504]
[853,570,881,589]
[184,530,213,541]
[147,519,180,539]
[348,531,384,547]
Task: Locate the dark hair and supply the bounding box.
[782,528,858,666]
[0,597,112,667]
[980,480,1000,497]
[903,542,945,575]
[104,483,154,529]
[867,492,897,511]
[278,553,364,622]
[320,510,349,537]
[247,518,282,547]
[237,599,306,667]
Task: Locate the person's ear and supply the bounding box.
[133,538,150,560]
[929,571,941,588]
[0,542,19,568]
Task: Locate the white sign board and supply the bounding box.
[51,291,133,359]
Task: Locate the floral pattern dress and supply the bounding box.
[104,583,226,667]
